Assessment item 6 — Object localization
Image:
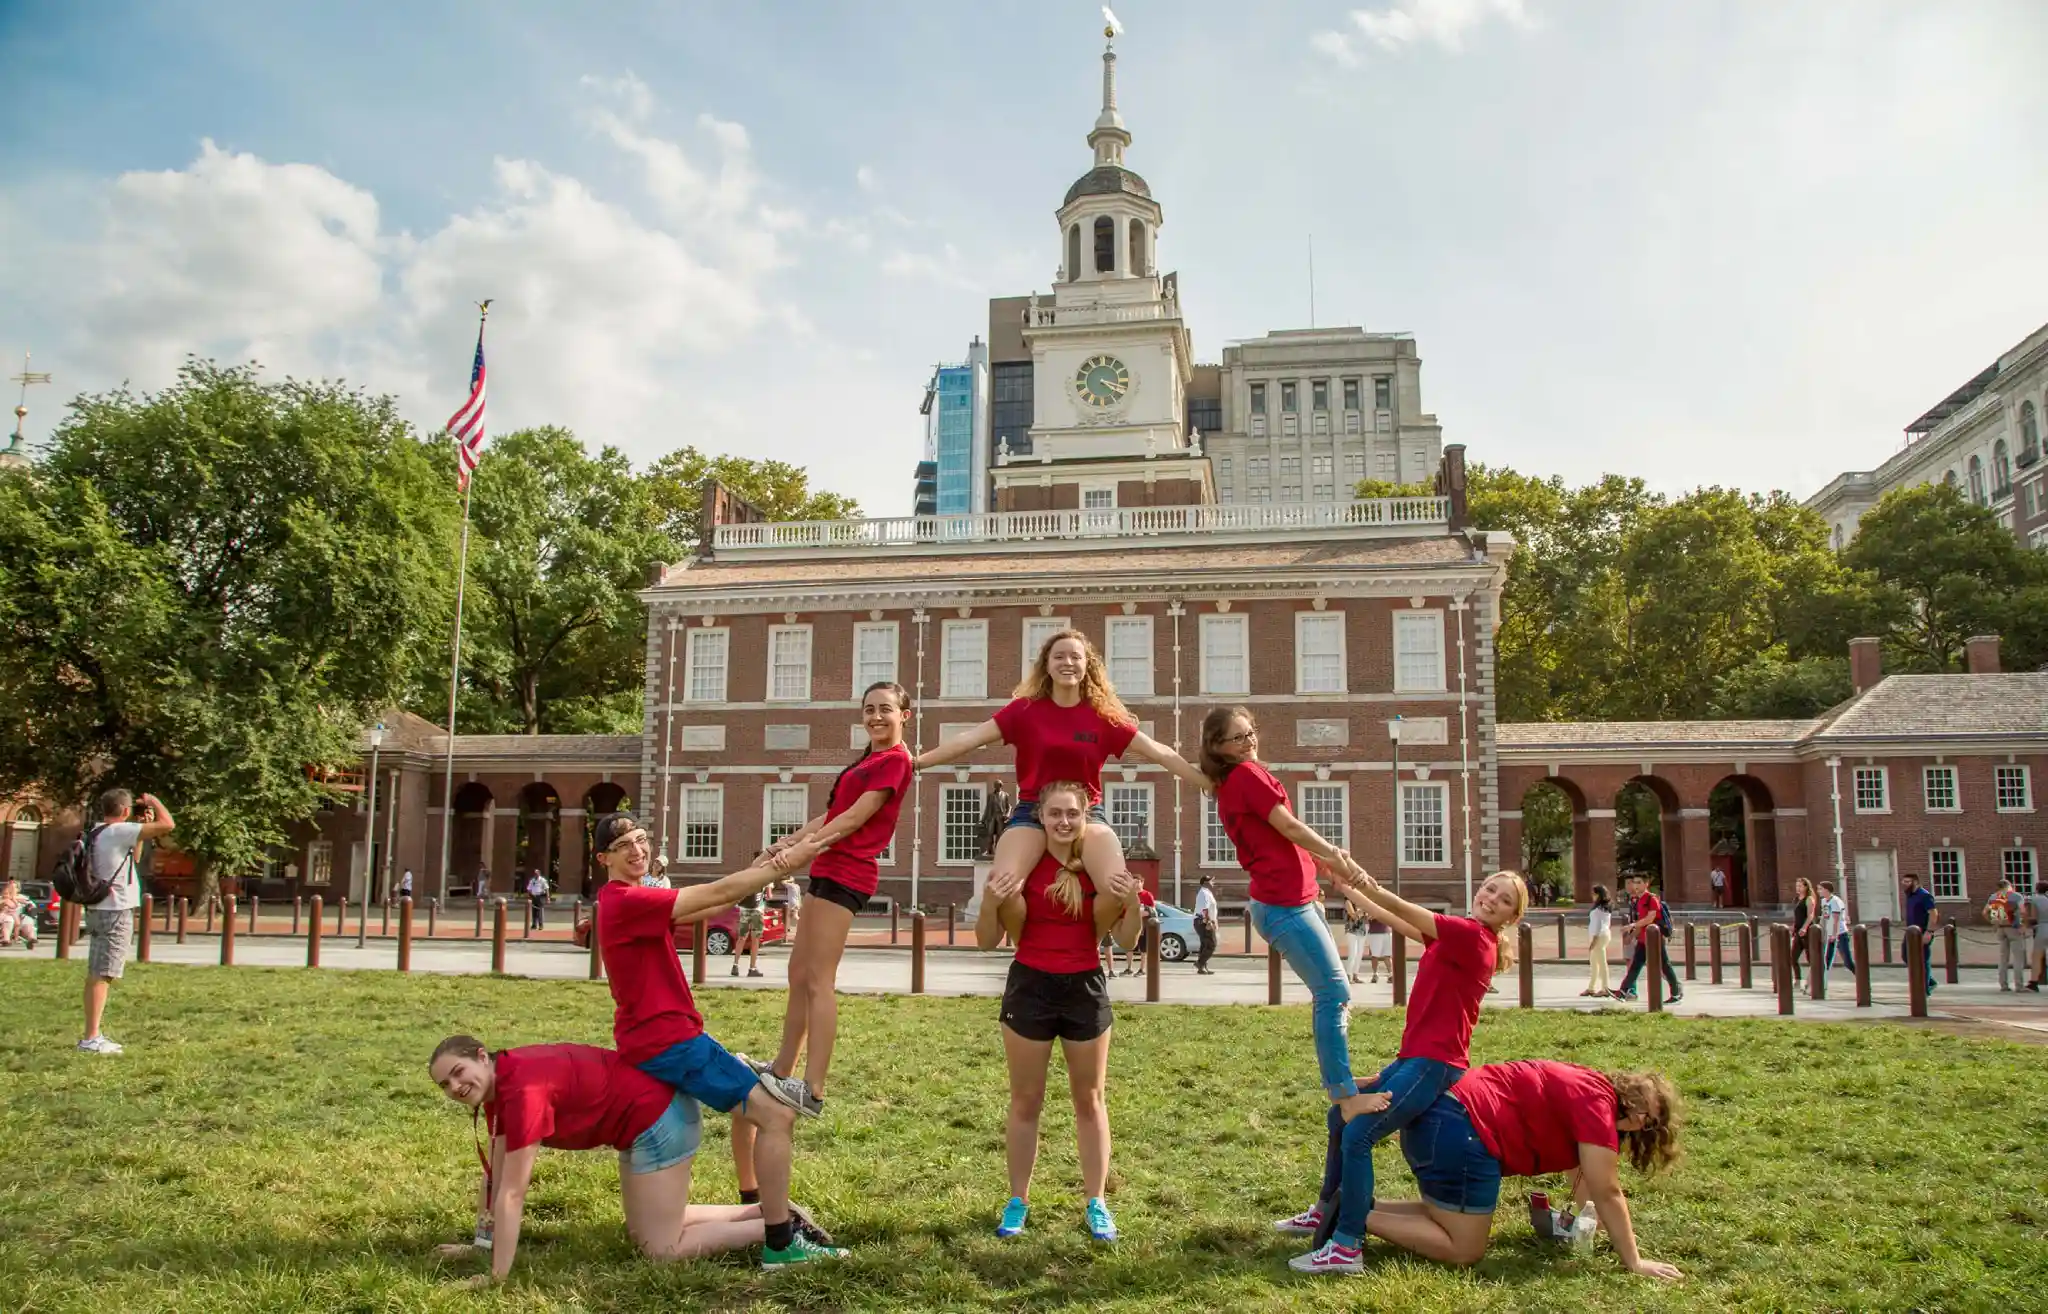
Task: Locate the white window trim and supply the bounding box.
[1295,611,1347,695]
[761,784,809,851]
[1852,766,1891,816]
[1921,765,1960,814]
[1927,847,1967,901]
[1995,765,2035,814]
[1104,615,1155,699]
[1392,609,1447,694]
[851,621,899,697]
[1296,780,1350,851]
[683,627,730,704]
[1399,780,1452,869]
[677,784,725,864]
[2002,847,2038,895]
[1021,616,1071,679]
[940,619,989,701]
[1104,781,1155,852]
[1080,483,1118,510]
[1200,792,1239,869]
[1200,613,1250,696]
[938,783,984,867]
[766,624,813,703]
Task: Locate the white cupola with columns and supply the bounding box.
[1000,17,1204,513]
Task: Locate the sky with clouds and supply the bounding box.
[4,0,2045,517]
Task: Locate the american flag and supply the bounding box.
[445,316,488,491]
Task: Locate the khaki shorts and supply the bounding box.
[86,908,133,980]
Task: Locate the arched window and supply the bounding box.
[1943,469,1958,488]
[1093,216,1115,274]
[1065,225,1080,282]
[1968,454,1986,505]
[5,807,39,884]
[1992,439,2010,496]
[2021,400,2040,461]
[1128,219,1147,276]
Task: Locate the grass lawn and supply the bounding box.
[3,961,2045,1312]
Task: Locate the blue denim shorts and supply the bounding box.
[637,1032,760,1115]
[1007,800,1109,831]
[625,1092,702,1174]
[1399,1093,1503,1214]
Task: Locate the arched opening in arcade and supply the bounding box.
[1516,779,1585,904]
[1614,777,1680,894]
[581,783,631,891]
[450,782,494,896]
[1707,775,1777,909]
[517,783,562,891]
[5,806,42,885]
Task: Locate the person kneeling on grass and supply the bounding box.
[976,779,1146,1244]
[1301,1059,1684,1281]
[428,1037,835,1287]
[589,813,847,1271]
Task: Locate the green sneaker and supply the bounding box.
[762,1233,849,1271]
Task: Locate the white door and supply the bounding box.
[1853,851,1898,923]
[348,842,367,902]
[6,821,38,883]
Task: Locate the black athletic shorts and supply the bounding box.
[1000,960,1113,1043]
[807,875,869,916]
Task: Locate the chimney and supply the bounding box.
[1437,443,1469,531]
[1849,637,1883,694]
[1965,634,2001,674]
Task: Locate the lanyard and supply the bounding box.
[473,1105,493,1210]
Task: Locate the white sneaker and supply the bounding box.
[1272,1205,1324,1235]
[77,1035,123,1055]
[1288,1240,1364,1275]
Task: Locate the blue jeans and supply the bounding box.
[1826,932,1855,973]
[1320,1055,1464,1248]
[1249,899,1356,1099]
[1400,1093,1502,1213]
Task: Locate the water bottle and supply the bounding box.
[473,1215,494,1250]
[1569,1209,1598,1249]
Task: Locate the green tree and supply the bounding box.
[643,447,862,557]
[0,361,456,889]
[1709,651,1853,718]
[1843,481,2048,671]
[446,427,673,736]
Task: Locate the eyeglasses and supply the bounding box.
[1219,730,1257,746]
[607,830,648,853]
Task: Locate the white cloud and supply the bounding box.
[855,165,881,194]
[1315,0,1533,60]
[880,243,980,291]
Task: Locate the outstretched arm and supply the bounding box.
[975,866,1027,949]
[914,720,1002,772]
[766,787,892,859]
[477,1141,537,1284]
[1579,1145,1682,1280]
[1327,861,1435,944]
[1265,802,1345,866]
[1124,732,1212,791]
[136,793,176,842]
[669,838,824,925]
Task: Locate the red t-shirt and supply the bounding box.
[484,1043,674,1153]
[993,697,1137,804]
[1632,892,1663,930]
[1014,853,1101,974]
[1400,913,1497,1067]
[595,881,705,1064]
[1215,762,1319,907]
[811,742,913,896]
[1450,1060,1620,1178]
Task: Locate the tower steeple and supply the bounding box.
[1090,30,1129,168]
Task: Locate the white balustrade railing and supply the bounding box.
[1026,301,1176,328]
[712,497,1449,553]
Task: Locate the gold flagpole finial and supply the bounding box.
[476,299,494,320]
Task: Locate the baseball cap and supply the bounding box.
[593,813,645,852]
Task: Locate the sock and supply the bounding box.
[739,1188,761,1206]
[765,1218,795,1251]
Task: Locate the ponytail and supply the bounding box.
[1039,780,1092,915]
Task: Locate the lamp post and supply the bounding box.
[361,722,384,948]
[1826,755,1846,914]
[1390,715,1403,897]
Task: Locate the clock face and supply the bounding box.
[1073,354,1131,408]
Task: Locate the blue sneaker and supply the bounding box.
[1085,1196,1117,1243]
[996,1196,1029,1238]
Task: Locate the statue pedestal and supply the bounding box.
[963,861,993,923]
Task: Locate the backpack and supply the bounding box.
[1638,892,1671,937]
[51,824,118,907]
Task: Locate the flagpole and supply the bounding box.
[439,300,490,897]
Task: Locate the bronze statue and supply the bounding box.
[976,781,1014,860]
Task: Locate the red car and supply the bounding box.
[573,900,785,956]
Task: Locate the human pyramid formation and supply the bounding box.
[428,630,1686,1285]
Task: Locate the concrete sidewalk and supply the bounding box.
[9,933,2044,1034]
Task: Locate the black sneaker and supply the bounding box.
[1667,990,1683,1004]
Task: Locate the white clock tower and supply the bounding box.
[994,23,1207,513]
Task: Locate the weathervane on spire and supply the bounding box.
[5,351,52,467]
[1102,6,1122,43]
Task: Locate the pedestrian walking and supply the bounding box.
[1343,893,1370,985]
[1611,875,1681,1004]
[399,869,415,900]
[1708,866,1726,909]
[1193,875,1219,974]
[68,789,175,1055]
[1787,877,1817,983]
[1366,916,1393,985]
[1902,873,1940,995]
[734,884,765,979]
[1819,881,1854,974]
[525,871,548,930]
[1985,880,2027,991]
[1581,884,1613,997]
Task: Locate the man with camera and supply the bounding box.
[79,788,175,1055]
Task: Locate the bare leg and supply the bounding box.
[1001,1025,1054,1200]
[1363,1199,1494,1266]
[739,1094,797,1229]
[1080,823,1126,897]
[1061,1030,1114,1198]
[746,933,760,972]
[84,975,110,1038]
[731,1117,759,1196]
[772,900,855,1097]
[991,825,1049,896]
[618,1157,766,1260]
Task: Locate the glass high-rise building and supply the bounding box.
[917,338,990,515]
